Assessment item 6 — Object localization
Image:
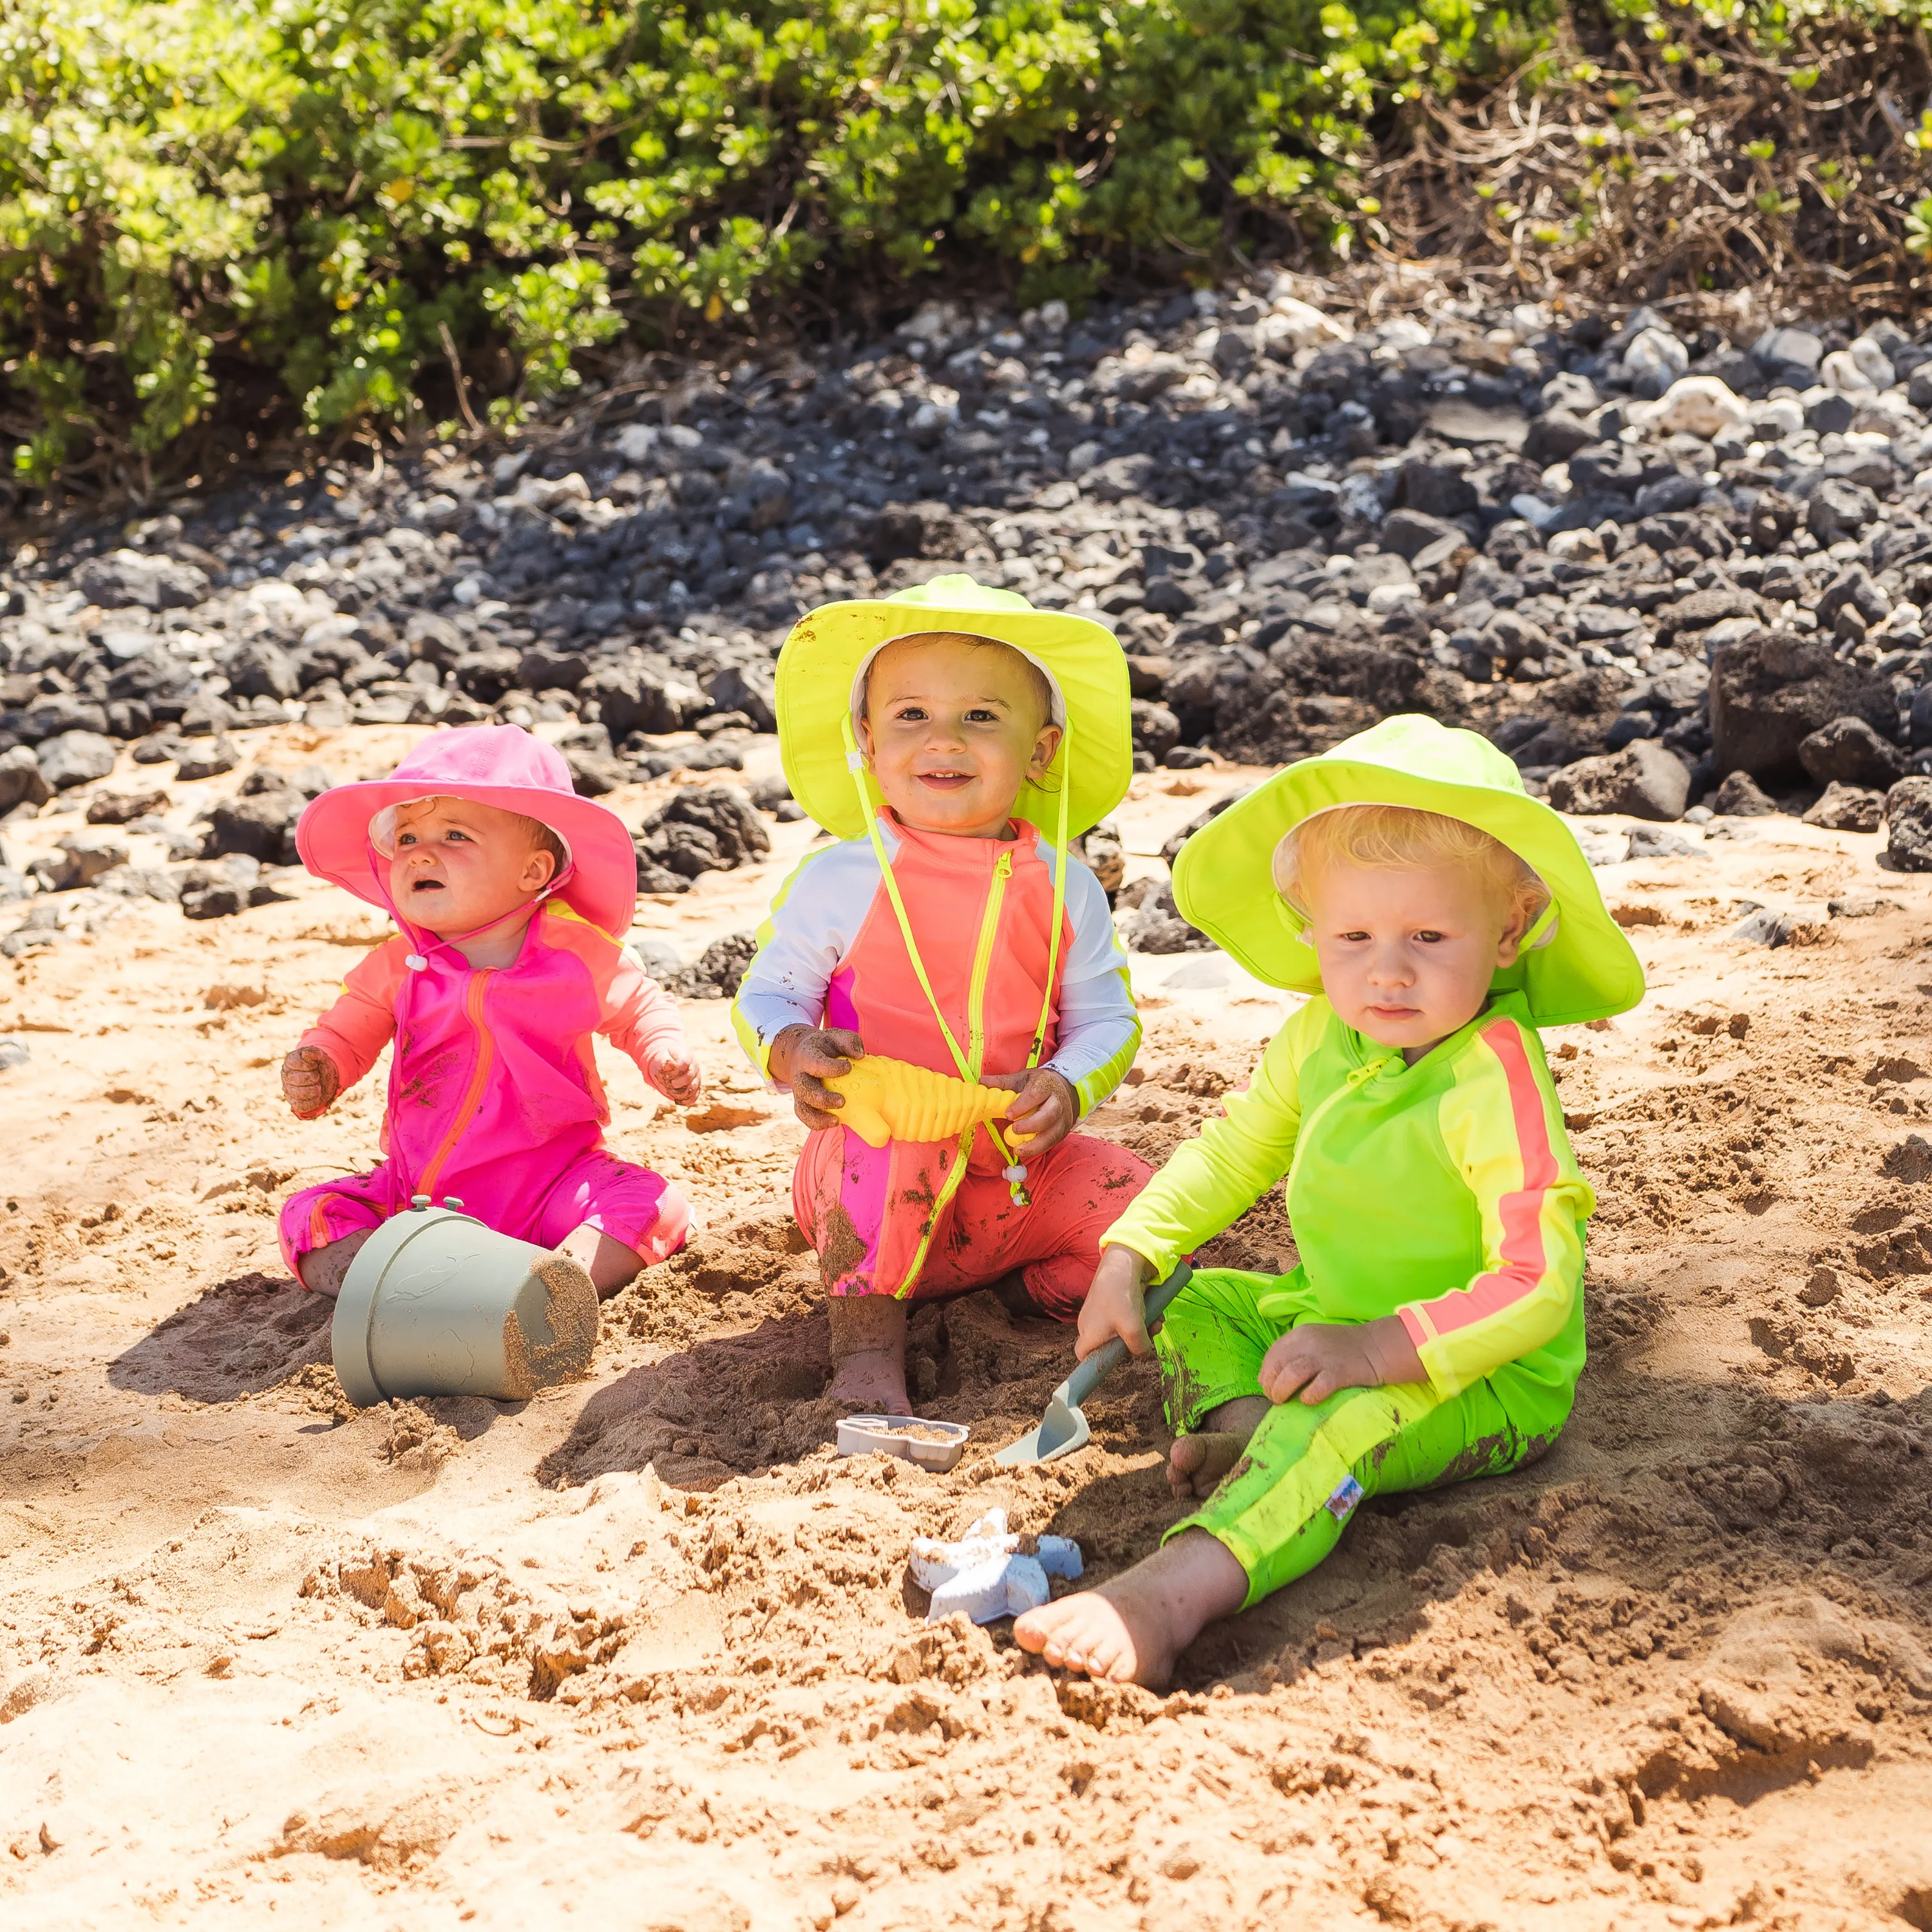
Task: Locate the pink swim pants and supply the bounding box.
[793,1127,1152,1320]
[279,1149,690,1285]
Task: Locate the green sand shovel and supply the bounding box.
[994,1264,1192,1466]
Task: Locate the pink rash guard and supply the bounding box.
[278,903,692,1277]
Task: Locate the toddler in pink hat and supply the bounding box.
[277,724,699,1301]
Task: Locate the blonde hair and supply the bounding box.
[1273,804,1548,930]
[865,630,1057,731]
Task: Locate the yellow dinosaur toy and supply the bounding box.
[826,1054,1016,1150]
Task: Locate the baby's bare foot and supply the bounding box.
[826,1349,911,1416]
[1013,1531,1249,1690]
[1168,1430,1250,1501]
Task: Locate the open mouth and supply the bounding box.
[410,878,446,894]
[914,771,975,792]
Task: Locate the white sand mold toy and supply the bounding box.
[908,1508,1083,1624]
[330,1196,599,1408]
[835,1414,970,1473]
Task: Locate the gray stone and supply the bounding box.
[36,730,117,791]
[50,829,129,890]
[1797,715,1905,790]
[86,787,170,826]
[1082,453,1159,503]
[204,791,296,863]
[1884,777,1932,871]
[0,1034,28,1070]
[670,931,759,999]
[1123,880,1215,954]
[1733,907,1796,947]
[1547,739,1690,822]
[565,746,630,797]
[1625,825,1700,859]
[628,935,682,983]
[1714,770,1779,816]
[1378,509,1465,560]
[700,663,776,734]
[1803,781,1885,833]
[1806,476,1879,543]
[173,735,241,782]
[76,549,210,611]
[0,744,51,814]
[1523,410,1598,465]
[1131,699,1181,762]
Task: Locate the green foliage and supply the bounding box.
[0,0,1928,483]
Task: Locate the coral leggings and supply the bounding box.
[793,1126,1151,1318]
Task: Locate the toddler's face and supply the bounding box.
[861,638,1061,839]
[387,798,556,936]
[1304,857,1529,1059]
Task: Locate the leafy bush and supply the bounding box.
[0,0,1927,489]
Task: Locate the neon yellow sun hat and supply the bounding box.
[1172,714,1645,1027]
[773,572,1133,845]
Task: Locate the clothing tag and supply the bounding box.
[1323,1475,1364,1522]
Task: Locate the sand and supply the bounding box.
[3,723,1931,1930]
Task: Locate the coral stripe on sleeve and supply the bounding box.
[1422,1020,1560,1337]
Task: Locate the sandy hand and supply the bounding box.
[281,1045,341,1120]
[770,1025,865,1133]
[981,1066,1076,1156]
[1258,1314,1423,1407]
[647,1046,703,1107]
[1074,1243,1154,1362]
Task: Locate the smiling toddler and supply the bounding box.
[732,576,1151,1414]
[278,725,699,1305]
[1014,715,1645,1687]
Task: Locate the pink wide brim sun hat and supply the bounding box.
[296,724,638,939]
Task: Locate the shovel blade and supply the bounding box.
[992,1394,1089,1467]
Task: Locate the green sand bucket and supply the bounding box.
[330,1197,598,1408]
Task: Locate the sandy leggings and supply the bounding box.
[1155,1267,1560,1607]
[793,1127,1151,1316]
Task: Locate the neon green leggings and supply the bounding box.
[1153,1267,1562,1609]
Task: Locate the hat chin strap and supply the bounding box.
[839,714,1070,1254]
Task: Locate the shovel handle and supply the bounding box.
[1056,1262,1194,1410]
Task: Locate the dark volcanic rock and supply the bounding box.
[1713,770,1779,816]
[1547,739,1690,822]
[1803,781,1885,833]
[1884,777,1932,871]
[1797,715,1906,790]
[1710,633,1897,786]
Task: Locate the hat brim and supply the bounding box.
[1172,758,1645,1027]
[777,597,1132,842]
[296,778,638,939]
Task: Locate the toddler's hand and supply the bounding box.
[647,1047,703,1107]
[1259,1315,1424,1407]
[1075,1244,1154,1361]
[983,1066,1077,1157]
[282,1046,341,1121]
[770,1025,864,1133]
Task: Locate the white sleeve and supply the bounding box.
[1041,855,1142,1115]
[729,839,882,1086]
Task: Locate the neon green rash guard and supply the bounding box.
[1103,988,1591,1428]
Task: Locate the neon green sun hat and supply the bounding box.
[774,573,1132,844]
[1172,714,1645,1027]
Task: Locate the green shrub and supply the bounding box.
[0,0,1926,488]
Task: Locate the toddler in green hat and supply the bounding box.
[1015,715,1644,1687]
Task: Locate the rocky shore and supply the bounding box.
[6,276,1932,938]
